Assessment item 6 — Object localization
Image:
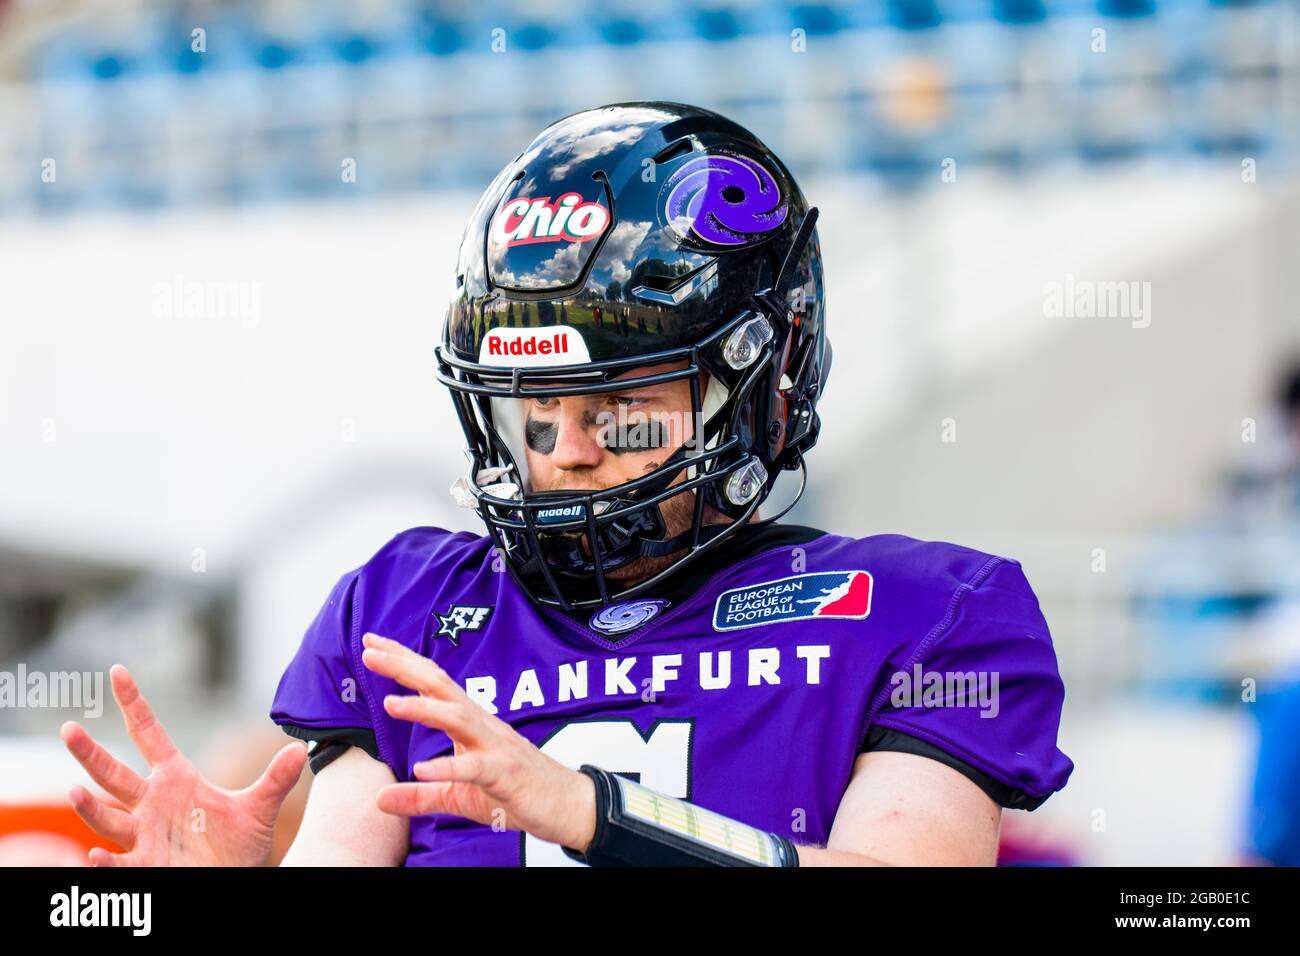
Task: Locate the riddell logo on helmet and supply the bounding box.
[491,193,610,247]
[479,327,592,368]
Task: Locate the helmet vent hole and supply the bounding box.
[652,139,696,165]
[637,273,681,292]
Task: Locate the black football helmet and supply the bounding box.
[436,102,830,610]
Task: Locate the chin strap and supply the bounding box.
[637,451,808,559]
[635,521,734,558]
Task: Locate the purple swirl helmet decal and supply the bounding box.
[662,153,789,247]
[588,599,669,636]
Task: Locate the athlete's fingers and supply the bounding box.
[361,638,467,702]
[375,781,460,818]
[60,722,146,807]
[109,665,179,767]
[362,633,459,692]
[361,632,422,661]
[87,846,130,867]
[68,785,137,847]
[245,743,308,825]
[98,793,130,813]
[361,645,447,699]
[411,753,486,785]
[382,694,486,746]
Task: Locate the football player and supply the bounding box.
[60,102,1072,866]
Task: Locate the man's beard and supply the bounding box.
[604,485,700,582]
[529,471,721,584]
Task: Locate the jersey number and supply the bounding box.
[522,719,693,867]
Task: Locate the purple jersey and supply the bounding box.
[270,524,1073,866]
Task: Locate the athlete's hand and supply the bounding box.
[360,633,597,852]
[60,665,307,866]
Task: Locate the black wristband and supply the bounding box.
[562,765,799,868]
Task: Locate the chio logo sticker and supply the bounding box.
[492,193,610,247]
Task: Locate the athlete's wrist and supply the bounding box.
[562,767,598,854]
[563,765,800,867]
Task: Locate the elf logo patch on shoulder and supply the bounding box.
[435,604,493,646]
[712,571,873,631]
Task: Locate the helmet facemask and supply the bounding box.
[437,305,784,610]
